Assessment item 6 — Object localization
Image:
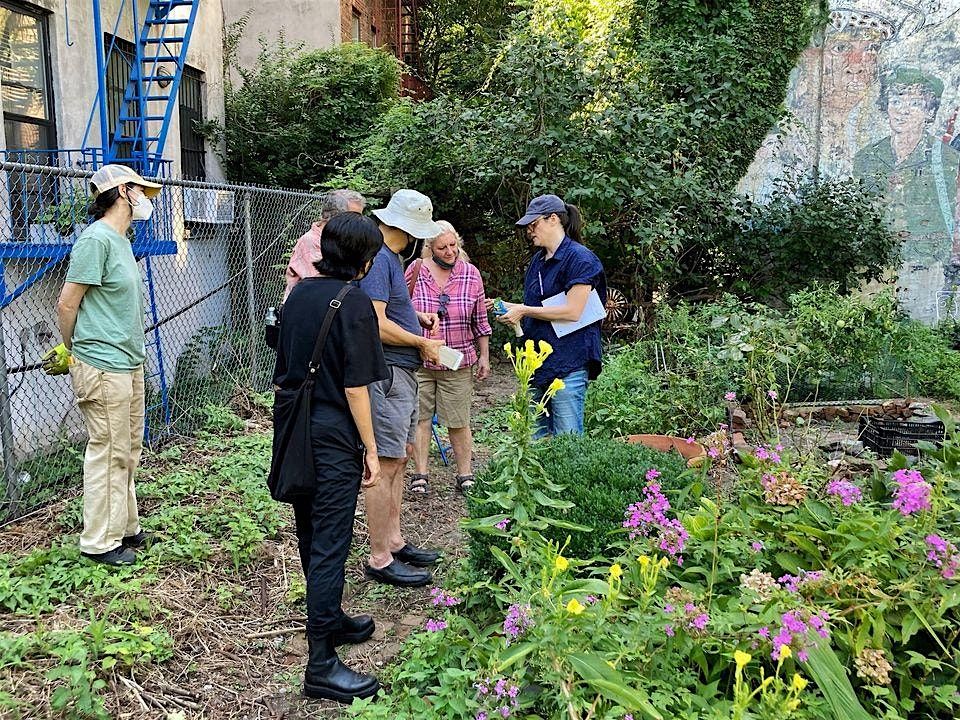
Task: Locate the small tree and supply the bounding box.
[205,35,400,189]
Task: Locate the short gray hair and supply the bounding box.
[320,189,366,221]
[423,220,470,262]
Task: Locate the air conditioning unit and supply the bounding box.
[182,188,235,224]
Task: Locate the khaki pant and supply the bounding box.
[70,359,145,554]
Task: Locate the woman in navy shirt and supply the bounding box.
[497,194,606,437]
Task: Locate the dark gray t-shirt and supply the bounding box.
[358,245,421,369]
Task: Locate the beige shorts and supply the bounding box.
[417,366,474,429]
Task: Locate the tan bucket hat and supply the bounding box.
[89,164,162,199]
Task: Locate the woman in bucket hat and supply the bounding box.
[43,164,161,566]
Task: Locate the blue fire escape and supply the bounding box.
[0,0,202,442]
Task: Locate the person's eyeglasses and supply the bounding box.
[437,292,451,318]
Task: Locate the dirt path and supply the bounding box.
[0,366,515,719]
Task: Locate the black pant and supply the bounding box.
[291,437,362,639]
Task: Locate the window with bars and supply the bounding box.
[178,65,205,179]
[104,34,136,160]
[0,1,57,235]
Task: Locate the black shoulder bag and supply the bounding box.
[267,284,352,503]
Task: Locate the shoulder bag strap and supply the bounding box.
[406,258,423,298]
[307,284,353,373]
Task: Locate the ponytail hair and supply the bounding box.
[556,202,583,243]
[87,187,123,220]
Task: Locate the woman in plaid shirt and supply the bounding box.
[405,221,492,494]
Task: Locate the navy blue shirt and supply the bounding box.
[358,244,422,369]
[521,236,606,387]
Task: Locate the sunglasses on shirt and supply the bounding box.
[437,292,451,319]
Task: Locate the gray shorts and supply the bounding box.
[369,366,419,459]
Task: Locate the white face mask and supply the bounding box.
[127,189,154,221]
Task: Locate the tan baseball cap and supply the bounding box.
[89,164,162,199]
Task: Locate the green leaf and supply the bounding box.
[802,640,876,720]
[531,489,575,509]
[540,517,592,532]
[497,642,535,671]
[488,546,523,585]
[588,679,663,720]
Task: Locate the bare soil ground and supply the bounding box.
[0,368,516,719]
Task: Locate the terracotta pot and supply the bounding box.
[625,434,708,468]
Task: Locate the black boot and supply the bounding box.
[304,635,379,702]
[333,614,375,646]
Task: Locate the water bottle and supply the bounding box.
[265,306,280,349]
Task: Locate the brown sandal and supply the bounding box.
[408,474,429,495]
[455,475,475,494]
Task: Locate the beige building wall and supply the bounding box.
[221,0,341,73]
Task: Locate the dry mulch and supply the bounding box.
[0,371,515,719]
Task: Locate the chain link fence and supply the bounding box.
[0,159,325,524]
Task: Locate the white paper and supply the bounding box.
[542,289,606,338]
[438,345,465,371]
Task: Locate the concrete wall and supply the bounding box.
[221,0,341,73]
[740,1,960,323]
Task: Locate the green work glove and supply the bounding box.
[41,343,71,376]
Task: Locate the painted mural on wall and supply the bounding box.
[739,1,960,323]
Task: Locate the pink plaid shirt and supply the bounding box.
[406,259,492,370]
[283,222,323,300]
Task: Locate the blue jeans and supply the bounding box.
[533,369,589,439]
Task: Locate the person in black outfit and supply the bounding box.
[273,212,389,702]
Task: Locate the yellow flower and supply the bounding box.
[138,626,154,636]
[539,341,553,356]
[658,557,669,570]
[566,598,585,615]
[503,342,513,356]
[547,378,566,394]
[787,699,800,711]
[606,660,616,670]
[555,555,569,572]
[734,650,752,669]
[779,646,792,661]
[524,339,535,355]
[791,674,808,692]
[638,555,651,568]
[609,563,623,580]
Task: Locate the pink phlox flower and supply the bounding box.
[778,570,824,593]
[685,436,696,444]
[663,603,674,613]
[754,446,771,461]
[758,626,770,638]
[691,613,710,631]
[708,447,720,458]
[725,391,737,401]
[502,604,534,643]
[664,624,675,637]
[477,713,487,720]
[623,482,688,563]
[751,541,764,552]
[430,587,462,607]
[827,479,863,506]
[926,534,960,579]
[775,444,784,452]
[768,609,830,661]
[891,468,932,516]
[645,468,661,481]
[768,389,778,399]
[495,518,510,531]
[425,619,448,632]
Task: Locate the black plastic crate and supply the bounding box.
[858,416,945,456]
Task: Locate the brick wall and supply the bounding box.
[340,0,395,53]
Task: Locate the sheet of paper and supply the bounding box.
[438,345,465,371]
[541,289,606,338]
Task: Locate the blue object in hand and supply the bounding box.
[493,299,508,316]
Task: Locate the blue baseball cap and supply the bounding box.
[516,194,566,226]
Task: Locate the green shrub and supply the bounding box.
[467,435,691,574]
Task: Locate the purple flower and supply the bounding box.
[775,444,784,452]
[425,619,448,632]
[708,447,720,458]
[767,389,778,400]
[798,650,809,662]
[645,468,661,481]
[685,436,696,444]
[827,479,863,506]
[585,595,599,605]
[664,624,675,637]
[754,446,771,461]
[430,587,461,607]
[477,713,487,720]
[891,469,932,516]
[663,603,675,614]
[926,534,960,579]
[778,570,824,593]
[758,626,770,638]
[503,604,534,643]
[499,706,511,718]
[767,609,830,662]
[725,392,737,401]
[623,483,689,564]
[495,518,510,531]
[751,541,764,552]
[691,613,710,631]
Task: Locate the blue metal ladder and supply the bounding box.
[108,0,200,176]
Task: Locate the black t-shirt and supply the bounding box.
[273,277,389,444]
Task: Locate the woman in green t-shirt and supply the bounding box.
[44,165,160,567]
